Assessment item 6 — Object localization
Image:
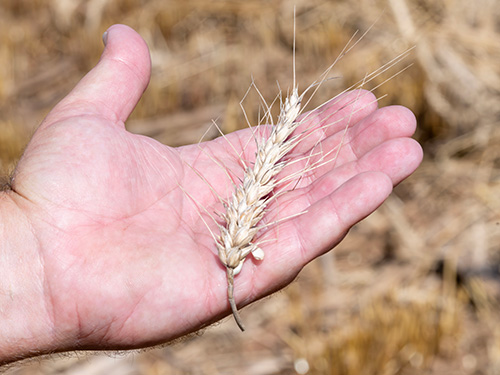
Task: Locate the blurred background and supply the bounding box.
[1,0,499,374]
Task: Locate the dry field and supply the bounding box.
[1,0,499,374]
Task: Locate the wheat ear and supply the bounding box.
[216,87,303,331]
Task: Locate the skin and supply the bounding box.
[0,24,423,365]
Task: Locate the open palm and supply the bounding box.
[10,25,422,352]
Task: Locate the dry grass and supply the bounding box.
[1,0,499,374]
[287,287,461,374]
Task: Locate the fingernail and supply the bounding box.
[102,31,108,46]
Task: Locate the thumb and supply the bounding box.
[43,24,151,127]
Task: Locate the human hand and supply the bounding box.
[0,24,422,363]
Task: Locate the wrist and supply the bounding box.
[0,191,56,365]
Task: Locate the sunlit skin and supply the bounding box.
[0,24,422,364]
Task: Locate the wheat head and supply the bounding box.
[216,87,304,330]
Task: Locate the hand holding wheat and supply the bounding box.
[0,25,422,364]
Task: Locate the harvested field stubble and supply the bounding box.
[1,0,499,374]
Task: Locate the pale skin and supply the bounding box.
[0,25,423,365]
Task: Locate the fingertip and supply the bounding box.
[44,24,151,127]
[101,24,151,85]
[371,105,423,181]
[405,137,424,173]
[390,105,418,136]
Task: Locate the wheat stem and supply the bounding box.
[226,268,245,331]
